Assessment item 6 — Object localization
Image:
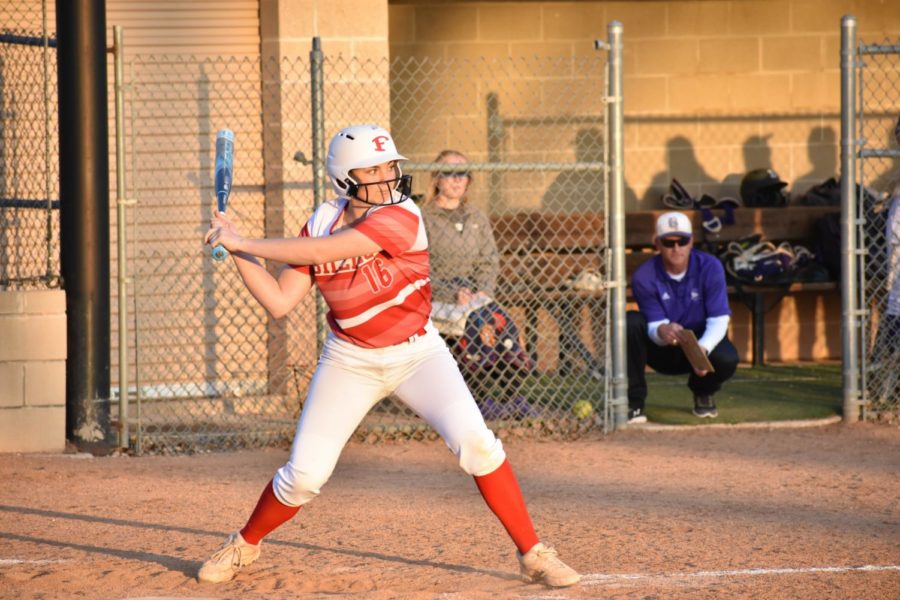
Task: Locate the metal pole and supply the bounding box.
[42,0,54,281]
[128,56,142,455]
[607,21,628,429]
[310,37,327,353]
[403,162,605,173]
[840,15,860,423]
[113,25,129,449]
[487,92,504,211]
[602,59,613,433]
[57,0,113,451]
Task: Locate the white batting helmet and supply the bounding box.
[326,124,408,198]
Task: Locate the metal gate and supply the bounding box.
[854,31,900,423]
[121,29,624,453]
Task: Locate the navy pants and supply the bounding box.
[627,310,739,411]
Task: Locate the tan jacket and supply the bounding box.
[420,200,499,304]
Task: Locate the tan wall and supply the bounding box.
[260,0,391,196]
[263,0,389,59]
[389,0,900,207]
[105,1,393,402]
[387,0,900,362]
[0,291,67,453]
[258,1,393,386]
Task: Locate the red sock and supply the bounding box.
[239,480,301,545]
[474,459,540,555]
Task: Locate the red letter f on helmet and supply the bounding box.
[372,135,389,152]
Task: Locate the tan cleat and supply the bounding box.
[197,532,261,583]
[517,542,581,587]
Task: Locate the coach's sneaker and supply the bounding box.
[197,531,261,583]
[517,542,581,587]
[627,407,647,424]
[692,394,718,418]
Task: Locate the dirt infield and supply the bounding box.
[1,423,898,599]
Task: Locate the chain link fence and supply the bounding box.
[125,54,299,453]
[0,0,59,290]
[124,48,612,453]
[857,37,900,423]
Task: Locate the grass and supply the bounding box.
[644,363,843,425]
[474,363,842,427]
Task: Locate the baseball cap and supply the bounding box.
[655,211,693,239]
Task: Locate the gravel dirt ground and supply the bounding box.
[1,422,898,599]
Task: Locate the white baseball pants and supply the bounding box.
[272,323,506,506]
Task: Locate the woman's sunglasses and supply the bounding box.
[439,171,469,179]
[660,236,691,248]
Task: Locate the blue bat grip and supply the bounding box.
[211,129,234,262]
[211,245,229,261]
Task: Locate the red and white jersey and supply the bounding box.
[293,198,432,348]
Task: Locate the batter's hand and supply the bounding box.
[204,210,243,253]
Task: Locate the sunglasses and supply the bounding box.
[439,171,469,179]
[660,236,691,248]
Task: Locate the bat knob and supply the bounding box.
[211,244,229,261]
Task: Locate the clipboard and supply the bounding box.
[677,330,715,373]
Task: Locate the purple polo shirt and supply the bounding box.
[631,249,731,334]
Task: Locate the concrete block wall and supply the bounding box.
[0,290,67,453]
[261,0,391,133]
[387,0,900,362]
[389,0,900,209]
[258,0,393,384]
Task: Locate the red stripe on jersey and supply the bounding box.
[294,199,432,348]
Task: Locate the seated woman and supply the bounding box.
[421,150,536,419]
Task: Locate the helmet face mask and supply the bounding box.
[346,173,413,206]
[326,124,411,205]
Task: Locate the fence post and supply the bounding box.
[41,6,54,278]
[606,21,628,429]
[840,15,861,423]
[310,36,327,353]
[487,92,504,212]
[113,25,130,449]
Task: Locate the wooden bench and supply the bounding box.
[491,206,840,367]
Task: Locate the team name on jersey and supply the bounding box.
[313,253,378,276]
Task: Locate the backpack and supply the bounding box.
[798,177,842,206]
[456,302,534,377]
[811,185,884,281]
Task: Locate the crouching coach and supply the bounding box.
[626,211,739,423]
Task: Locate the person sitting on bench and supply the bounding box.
[626,211,739,423]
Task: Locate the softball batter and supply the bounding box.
[200,124,580,588]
